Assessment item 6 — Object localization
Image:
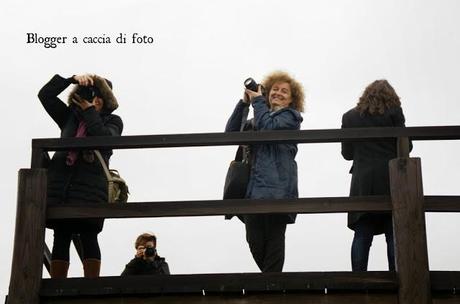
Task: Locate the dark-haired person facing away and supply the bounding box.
[225,71,304,272]
[38,74,123,278]
[341,79,411,271]
[121,233,170,276]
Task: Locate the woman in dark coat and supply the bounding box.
[341,79,410,271]
[121,233,170,276]
[225,71,304,272]
[38,74,123,278]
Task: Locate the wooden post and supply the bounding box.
[30,147,54,275]
[389,157,432,304]
[7,169,47,304]
[31,147,49,169]
[397,137,410,158]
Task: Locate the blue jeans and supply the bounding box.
[351,215,395,271]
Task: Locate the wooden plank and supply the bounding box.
[431,271,460,292]
[397,137,410,158]
[39,271,460,303]
[40,272,397,297]
[389,158,432,304]
[46,196,392,220]
[31,148,50,169]
[32,126,460,151]
[39,293,460,304]
[425,196,460,212]
[44,195,460,221]
[40,293,400,304]
[30,148,55,275]
[7,169,47,304]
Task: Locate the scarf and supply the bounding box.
[66,120,87,166]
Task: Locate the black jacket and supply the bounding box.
[38,74,123,232]
[341,106,410,232]
[121,256,170,276]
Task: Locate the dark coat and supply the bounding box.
[121,256,170,276]
[38,74,123,233]
[225,97,303,224]
[341,106,409,232]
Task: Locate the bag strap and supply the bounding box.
[240,103,249,132]
[94,150,113,182]
[234,103,251,162]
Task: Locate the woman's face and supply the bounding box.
[269,81,292,109]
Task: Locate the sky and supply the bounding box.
[1,0,460,298]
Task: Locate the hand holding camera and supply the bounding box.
[135,245,157,260]
[243,77,265,103]
[73,74,94,86]
[71,74,100,111]
[71,93,95,111]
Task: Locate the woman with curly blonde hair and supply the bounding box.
[225,71,304,272]
[341,79,410,271]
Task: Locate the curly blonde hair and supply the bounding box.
[356,79,401,115]
[262,71,305,112]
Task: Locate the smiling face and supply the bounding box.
[268,81,292,110]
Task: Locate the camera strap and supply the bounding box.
[240,104,249,132]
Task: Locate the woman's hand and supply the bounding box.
[72,93,95,111]
[135,246,145,258]
[242,91,250,104]
[245,85,263,102]
[73,74,94,86]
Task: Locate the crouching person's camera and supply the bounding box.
[144,246,157,257]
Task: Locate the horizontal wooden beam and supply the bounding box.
[40,294,401,304]
[431,271,460,292]
[45,196,460,220]
[424,196,460,212]
[38,271,460,297]
[40,271,397,297]
[46,196,392,220]
[32,126,460,151]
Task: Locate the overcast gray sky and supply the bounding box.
[1,0,460,298]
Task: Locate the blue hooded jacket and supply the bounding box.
[225,96,303,224]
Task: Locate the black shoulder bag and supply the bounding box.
[223,105,251,221]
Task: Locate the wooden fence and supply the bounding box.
[7,126,460,304]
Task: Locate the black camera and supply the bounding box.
[244,77,259,92]
[144,247,157,257]
[74,86,98,101]
[244,77,265,95]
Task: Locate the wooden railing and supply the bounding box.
[7,126,460,304]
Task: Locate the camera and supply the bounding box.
[244,77,266,95]
[74,86,98,101]
[144,247,157,257]
[244,77,259,92]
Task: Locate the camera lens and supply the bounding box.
[144,247,156,257]
[75,86,96,100]
[244,78,258,92]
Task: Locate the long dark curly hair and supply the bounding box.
[356,79,401,115]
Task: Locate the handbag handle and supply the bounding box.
[240,103,249,132]
[94,150,113,182]
[235,103,251,162]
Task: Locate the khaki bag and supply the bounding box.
[94,150,129,203]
